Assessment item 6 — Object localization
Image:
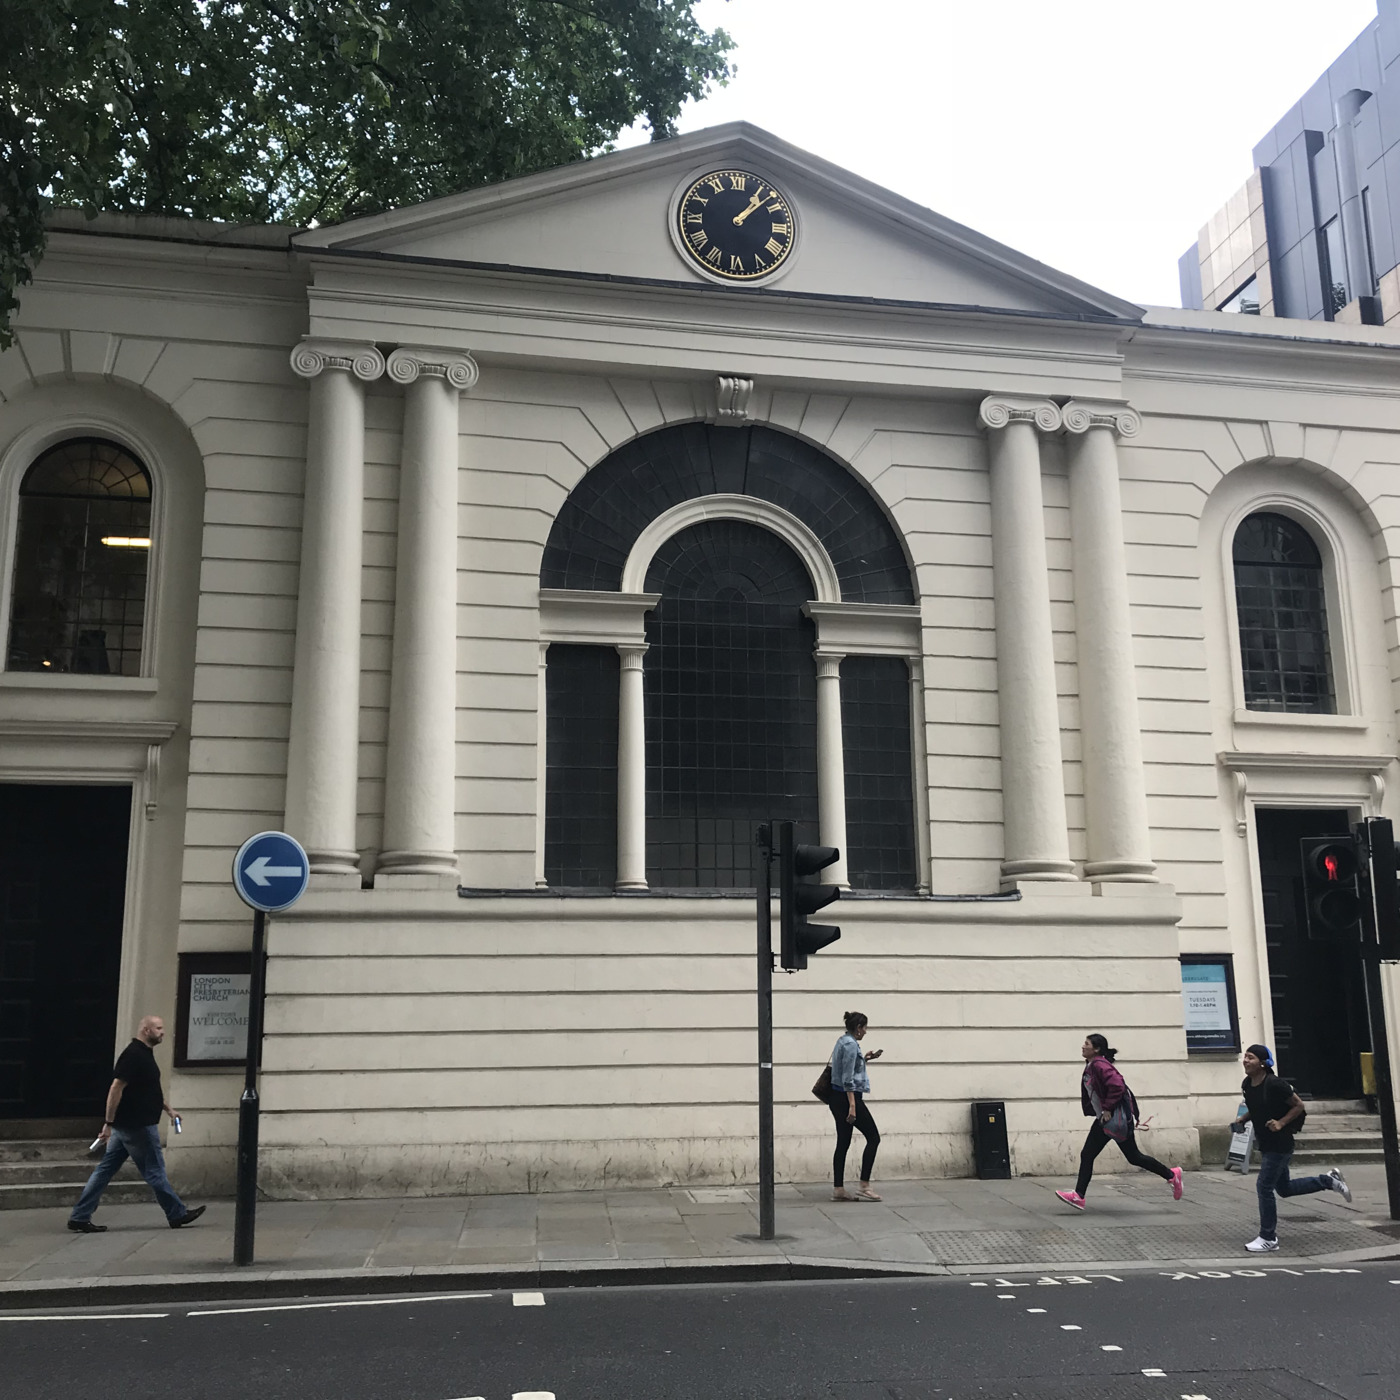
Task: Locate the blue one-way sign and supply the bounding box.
[233,831,310,912]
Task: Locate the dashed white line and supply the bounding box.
[996,1294,1016,1299]
[188,1293,490,1318]
[512,1393,556,1399]
[0,1313,169,1322]
[1101,1345,1122,1352]
[1143,1369,1167,1377]
[512,1292,546,1307]
[1060,1324,1081,1331]
[1026,1308,1047,1314]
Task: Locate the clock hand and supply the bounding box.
[731,190,765,226]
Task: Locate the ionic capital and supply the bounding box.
[814,651,845,680]
[616,644,649,671]
[1061,399,1141,439]
[978,396,1062,434]
[290,338,386,381]
[386,346,479,392]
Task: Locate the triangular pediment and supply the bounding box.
[295,123,1141,321]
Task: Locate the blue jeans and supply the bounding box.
[1256,1149,1329,1240]
[70,1124,187,1225]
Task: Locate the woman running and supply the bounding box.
[1056,1033,1183,1210]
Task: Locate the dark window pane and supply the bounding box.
[541,423,913,604]
[6,439,152,675]
[1231,512,1334,714]
[644,520,819,889]
[841,656,917,890]
[544,645,620,887]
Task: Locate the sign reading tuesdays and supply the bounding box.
[1181,961,1235,1051]
[187,971,251,1062]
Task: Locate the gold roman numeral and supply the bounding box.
[767,202,786,214]
[685,212,703,225]
[705,176,725,194]
[730,254,744,272]
[771,223,790,237]
[689,229,708,250]
[729,174,747,191]
[705,246,722,265]
[764,237,783,256]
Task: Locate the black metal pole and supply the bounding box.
[1361,948,1400,1220]
[233,907,267,1265]
[756,829,776,1241]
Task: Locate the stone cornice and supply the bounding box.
[978,396,1061,433]
[386,345,479,390]
[1061,398,1141,439]
[289,338,385,381]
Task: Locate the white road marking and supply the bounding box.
[1180,1393,1212,1399]
[970,1281,988,1287]
[997,1294,1016,1299]
[513,1292,546,1307]
[1143,1369,1167,1377]
[1101,1345,1122,1352]
[1026,1308,1047,1314]
[188,1293,490,1317]
[0,1313,168,1322]
[512,1393,556,1399]
[1060,1324,1081,1330]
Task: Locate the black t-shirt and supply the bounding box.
[112,1039,163,1129]
[1242,1072,1297,1153]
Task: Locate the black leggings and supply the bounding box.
[1075,1118,1172,1197]
[828,1092,880,1188]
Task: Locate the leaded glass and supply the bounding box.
[1232,512,1335,714]
[644,520,819,888]
[842,656,917,889]
[6,439,152,675]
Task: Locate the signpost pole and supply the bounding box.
[233,907,267,1266]
[755,826,776,1242]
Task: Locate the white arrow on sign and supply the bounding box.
[244,856,304,886]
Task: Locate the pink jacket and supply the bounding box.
[1080,1056,1130,1117]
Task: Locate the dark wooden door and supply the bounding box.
[0,784,130,1119]
[1255,806,1369,1097]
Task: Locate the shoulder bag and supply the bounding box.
[812,1064,833,1100]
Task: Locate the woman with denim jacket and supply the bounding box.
[1056,1033,1182,1211]
[828,1010,883,1201]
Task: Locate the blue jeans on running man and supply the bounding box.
[70,1124,187,1226]
[1256,1149,1330,1241]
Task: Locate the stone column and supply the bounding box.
[615,644,648,891]
[1062,401,1156,882]
[535,642,550,889]
[815,651,850,889]
[285,339,385,881]
[978,396,1076,882]
[378,346,478,886]
[907,655,932,894]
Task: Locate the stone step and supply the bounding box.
[0,1118,93,1141]
[0,1180,152,1211]
[0,1160,142,1186]
[1302,1098,1370,1115]
[1299,1116,1382,1134]
[1291,1145,1388,1166]
[1298,1132,1385,1150]
[0,1138,100,1164]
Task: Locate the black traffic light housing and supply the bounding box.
[1300,834,1362,941]
[1360,816,1400,962]
[777,820,841,971]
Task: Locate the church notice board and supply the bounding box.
[1179,954,1240,1054]
[175,953,252,1068]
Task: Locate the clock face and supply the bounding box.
[675,169,796,282]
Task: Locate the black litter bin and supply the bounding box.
[972,1100,1011,1179]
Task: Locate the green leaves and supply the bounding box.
[0,0,733,346]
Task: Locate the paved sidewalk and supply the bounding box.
[2,1164,1397,1306]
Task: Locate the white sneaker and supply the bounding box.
[1326,1168,1352,1203]
[1245,1235,1280,1253]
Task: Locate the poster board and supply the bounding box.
[175,953,252,1068]
[1180,954,1241,1054]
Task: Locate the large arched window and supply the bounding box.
[1232,511,1335,714]
[542,423,919,891]
[6,439,152,675]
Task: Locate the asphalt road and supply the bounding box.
[3,1265,1397,1400]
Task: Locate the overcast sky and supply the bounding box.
[619,0,1380,308]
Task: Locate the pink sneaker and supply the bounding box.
[1170,1167,1184,1201]
[1055,1189,1086,1211]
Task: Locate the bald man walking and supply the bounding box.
[68,1015,205,1233]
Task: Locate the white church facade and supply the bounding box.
[2,124,1398,1198]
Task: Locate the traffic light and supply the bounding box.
[1300,834,1362,941]
[777,819,841,970]
[1360,816,1400,962]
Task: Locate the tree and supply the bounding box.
[0,0,733,346]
